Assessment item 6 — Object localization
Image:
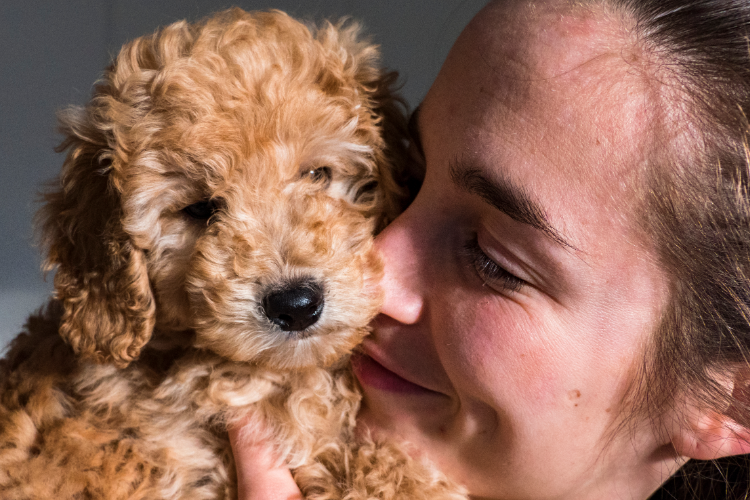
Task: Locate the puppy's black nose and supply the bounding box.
[262,281,324,332]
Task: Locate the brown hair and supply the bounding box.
[603,0,750,496]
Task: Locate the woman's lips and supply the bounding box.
[351,351,435,395]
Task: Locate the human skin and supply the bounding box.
[353,1,676,499]
[233,1,750,498]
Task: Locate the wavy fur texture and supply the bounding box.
[0,9,467,500]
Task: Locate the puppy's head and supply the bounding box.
[39,9,408,370]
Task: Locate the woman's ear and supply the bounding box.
[671,371,750,460]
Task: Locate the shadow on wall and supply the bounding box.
[0,0,486,351]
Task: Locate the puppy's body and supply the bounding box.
[1,305,358,499]
[0,10,465,500]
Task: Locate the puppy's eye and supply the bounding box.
[305,166,332,187]
[182,199,219,221]
[354,180,379,203]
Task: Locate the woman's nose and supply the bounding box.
[374,211,425,325]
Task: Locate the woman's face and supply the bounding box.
[353,2,677,499]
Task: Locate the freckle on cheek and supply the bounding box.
[568,389,582,407]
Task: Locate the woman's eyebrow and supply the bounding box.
[449,159,572,248]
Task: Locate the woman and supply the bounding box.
[231,0,750,498]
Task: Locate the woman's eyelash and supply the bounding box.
[463,235,525,293]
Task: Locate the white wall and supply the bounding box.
[0,0,486,351]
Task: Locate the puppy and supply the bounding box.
[0,8,466,500]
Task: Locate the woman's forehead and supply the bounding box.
[460,0,637,83]
[424,0,659,252]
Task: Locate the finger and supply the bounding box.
[229,424,303,500]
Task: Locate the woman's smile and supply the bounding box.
[351,351,431,395]
[352,339,448,397]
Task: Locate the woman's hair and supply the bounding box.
[603,0,750,496]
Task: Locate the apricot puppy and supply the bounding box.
[0,8,466,500]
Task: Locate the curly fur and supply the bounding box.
[0,9,467,500]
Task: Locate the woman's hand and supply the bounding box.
[228,419,303,500]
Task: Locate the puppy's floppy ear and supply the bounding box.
[362,68,412,227]
[36,19,198,367]
[316,20,411,226]
[37,100,155,369]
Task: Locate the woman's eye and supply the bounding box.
[464,235,525,293]
[306,166,332,187]
[182,199,220,222]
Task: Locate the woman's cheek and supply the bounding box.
[443,297,570,410]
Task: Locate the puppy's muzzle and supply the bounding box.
[262,280,324,332]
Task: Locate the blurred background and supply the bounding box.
[0,0,486,350]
